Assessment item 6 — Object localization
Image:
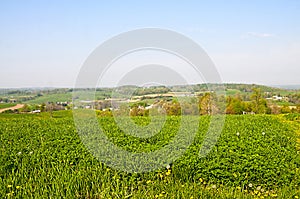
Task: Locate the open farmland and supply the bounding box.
[0,111,299,198]
[0,104,24,113]
[0,104,17,110]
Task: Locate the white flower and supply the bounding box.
[256,186,261,191]
[17,152,21,155]
[166,164,170,169]
[248,183,253,188]
[211,185,217,189]
[236,132,240,136]
[29,151,33,155]
[262,132,265,136]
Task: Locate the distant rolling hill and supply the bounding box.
[0,83,299,105]
[271,85,300,90]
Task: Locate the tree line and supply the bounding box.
[108,88,300,116]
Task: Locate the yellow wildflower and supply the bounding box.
[166,169,171,176]
[257,192,261,196]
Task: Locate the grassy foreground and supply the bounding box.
[0,111,299,198]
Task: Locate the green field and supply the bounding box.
[26,93,72,104]
[225,89,242,96]
[0,111,299,198]
[0,103,16,109]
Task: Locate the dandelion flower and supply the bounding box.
[166,170,171,176]
[257,192,261,196]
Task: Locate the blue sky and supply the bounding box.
[0,1,299,87]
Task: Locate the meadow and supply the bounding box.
[0,111,299,198]
[0,103,17,109]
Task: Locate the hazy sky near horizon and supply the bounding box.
[0,1,299,88]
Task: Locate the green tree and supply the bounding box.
[21,104,31,112]
[40,103,46,112]
[163,99,181,116]
[199,93,219,115]
[46,102,54,117]
[280,105,291,114]
[250,88,269,114]
[226,95,246,114]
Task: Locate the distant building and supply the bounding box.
[266,95,289,101]
[242,111,255,115]
[272,95,283,100]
